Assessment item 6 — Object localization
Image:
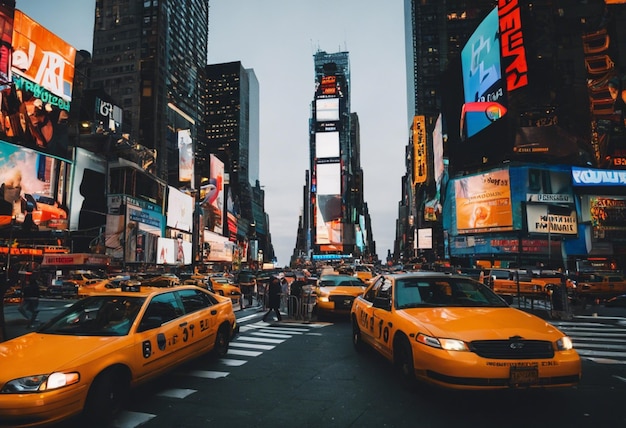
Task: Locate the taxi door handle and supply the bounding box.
[179,321,188,327]
[211,309,217,315]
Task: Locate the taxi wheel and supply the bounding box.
[394,337,416,384]
[82,368,129,425]
[351,318,365,352]
[214,325,230,357]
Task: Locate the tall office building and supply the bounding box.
[89,0,209,182]
[404,0,496,126]
[205,62,260,190]
[205,62,268,260]
[304,50,375,263]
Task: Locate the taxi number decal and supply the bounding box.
[199,319,211,332]
[181,323,201,342]
[376,320,390,343]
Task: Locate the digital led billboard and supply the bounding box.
[200,154,224,234]
[315,131,340,158]
[0,141,70,230]
[0,10,76,160]
[166,186,193,233]
[316,98,339,122]
[454,169,513,233]
[315,161,342,245]
[460,7,506,139]
[178,129,193,183]
[70,148,106,232]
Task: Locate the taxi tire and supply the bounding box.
[214,324,230,357]
[351,318,365,352]
[394,337,416,385]
[82,368,129,426]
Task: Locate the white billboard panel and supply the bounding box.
[316,98,339,122]
[315,131,340,158]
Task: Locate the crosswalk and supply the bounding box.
[109,320,327,427]
[551,315,626,365]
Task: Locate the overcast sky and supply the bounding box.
[17,0,409,267]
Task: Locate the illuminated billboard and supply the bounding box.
[0,4,13,84]
[200,154,224,234]
[412,116,427,184]
[316,98,339,122]
[0,140,70,230]
[178,129,193,183]
[0,10,77,160]
[460,7,506,138]
[315,161,342,246]
[315,131,340,158]
[454,169,513,233]
[157,236,192,265]
[12,10,75,104]
[166,186,193,233]
[70,148,106,232]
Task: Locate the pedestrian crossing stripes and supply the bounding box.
[551,317,626,364]
[110,320,327,427]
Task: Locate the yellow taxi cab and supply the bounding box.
[0,284,238,427]
[353,264,374,281]
[351,272,581,390]
[208,275,242,306]
[76,278,121,297]
[314,274,367,318]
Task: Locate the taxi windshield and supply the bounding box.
[395,278,507,309]
[39,296,145,336]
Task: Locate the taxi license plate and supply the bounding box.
[509,366,538,385]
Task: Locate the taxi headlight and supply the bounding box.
[317,290,329,302]
[416,333,469,351]
[1,372,80,393]
[557,336,574,351]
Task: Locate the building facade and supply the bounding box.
[296,50,376,266]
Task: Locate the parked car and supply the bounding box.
[140,273,181,288]
[47,279,79,298]
[314,274,366,318]
[351,271,581,390]
[0,285,238,427]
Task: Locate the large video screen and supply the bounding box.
[316,98,339,122]
[315,161,342,245]
[315,131,340,158]
[460,7,506,138]
[454,169,513,233]
[0,11,77,160]
[0,140,69,230]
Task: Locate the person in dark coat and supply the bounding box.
[262,275,282,322]
[18,277,40,328]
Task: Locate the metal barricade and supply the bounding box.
[301,288,315,323]
[287,295,301,319]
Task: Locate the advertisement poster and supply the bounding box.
[200,154,224,234]
[0,141,69,229]
[455,169,513,233]
[1,11,76,160]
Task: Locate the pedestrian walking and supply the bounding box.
[262,275,282,322]
[18,277,40,328]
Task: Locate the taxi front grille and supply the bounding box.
[329,295,355,308]
[469,340,554,359]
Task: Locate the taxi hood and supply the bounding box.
[0,333,126,380]
[398,307,563,342]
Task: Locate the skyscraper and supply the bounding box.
[303,50,375,263]
[205,61,269,262]
[89,0,209,182]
